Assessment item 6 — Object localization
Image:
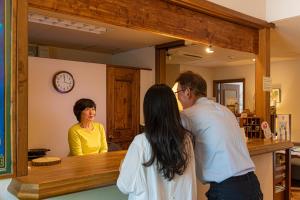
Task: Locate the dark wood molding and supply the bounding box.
[285,148,291,200]
[28,0,258,54]
[155,48,167,84]
[155,40,185,49]
[168,0,274,29]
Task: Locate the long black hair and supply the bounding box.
[143,84,192,180]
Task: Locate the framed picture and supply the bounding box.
[276,114,291,141]
[271,88,281,103]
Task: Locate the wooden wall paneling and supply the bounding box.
[28,0,258,54]
[14,0,28,176]
[255,28,270,123]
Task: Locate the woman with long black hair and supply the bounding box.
[117,84,197,200]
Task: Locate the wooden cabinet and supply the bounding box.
[274,150,291,200]
[240,117,262,139]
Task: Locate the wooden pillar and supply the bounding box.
[13,0,28,176]
[255,28,270,123]
[155,49,166,84]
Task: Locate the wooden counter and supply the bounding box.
[247,139,293,156]
[8,139,293,199]
[8,151,126,199]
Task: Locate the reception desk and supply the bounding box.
[8,140,293,200]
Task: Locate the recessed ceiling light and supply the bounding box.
[205,45,214,54]
[28,13,108,35]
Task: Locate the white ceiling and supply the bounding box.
[28,11,300,67]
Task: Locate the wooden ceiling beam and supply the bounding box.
[168,0,275,29]
[28,0,258,54]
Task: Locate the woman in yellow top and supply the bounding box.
[68,98,108,156]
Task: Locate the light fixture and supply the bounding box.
[205,45,214,53]
[28,13,108,35]
[252,58,256,62]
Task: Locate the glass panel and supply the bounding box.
[0,0,12,175]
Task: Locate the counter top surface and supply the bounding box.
[8,151,126,199]
[8,140,293,199]
[247,139,293,156]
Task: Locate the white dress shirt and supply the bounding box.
[117,133,197,200]
[182,97,255,183]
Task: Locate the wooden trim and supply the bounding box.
[28,0,258,54]
[168,0,275,29]
[247,139,293,156]
[285,148,291,200]
[105,65,151,71]
[255,28,270,123]
[14,0,28,177]
[293,142,300,146]
[155,41,185,83]
[155,40,185,49]
[155,48,167,84]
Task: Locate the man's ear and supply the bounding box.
[185,88,191,98]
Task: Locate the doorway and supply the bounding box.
[213,79,245,114]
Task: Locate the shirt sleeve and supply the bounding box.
[180,112,192,131]
[99,124,108,153]
[117,141,142,194]
[68,128,83,156]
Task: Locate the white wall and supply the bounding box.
[112,47,156,124]
[208,0,266,20]
[28,57,107,157]
[266,0,300,22]
[271,59,300,142]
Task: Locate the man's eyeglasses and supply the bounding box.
[174,89,185,94]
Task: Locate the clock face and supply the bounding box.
[53,71,75,93]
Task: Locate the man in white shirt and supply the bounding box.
[175,71,263,200]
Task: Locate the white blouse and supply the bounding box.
[117,133,197,200]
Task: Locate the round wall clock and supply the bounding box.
[52,71,75,93]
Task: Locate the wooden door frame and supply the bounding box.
[12,0,271,176]
[213,78,246,111]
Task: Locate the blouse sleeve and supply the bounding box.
[99,124,108,153]
[68,128,83,156]
[117,141,142,194]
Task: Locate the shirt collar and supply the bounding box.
[195,97,208,105]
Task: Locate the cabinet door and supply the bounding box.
[107,66,140,150]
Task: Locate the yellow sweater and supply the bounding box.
[68,122,108,156]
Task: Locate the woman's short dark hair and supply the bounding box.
[175,71,207,97]
[143,84,192,180]
[73,98,96,122]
